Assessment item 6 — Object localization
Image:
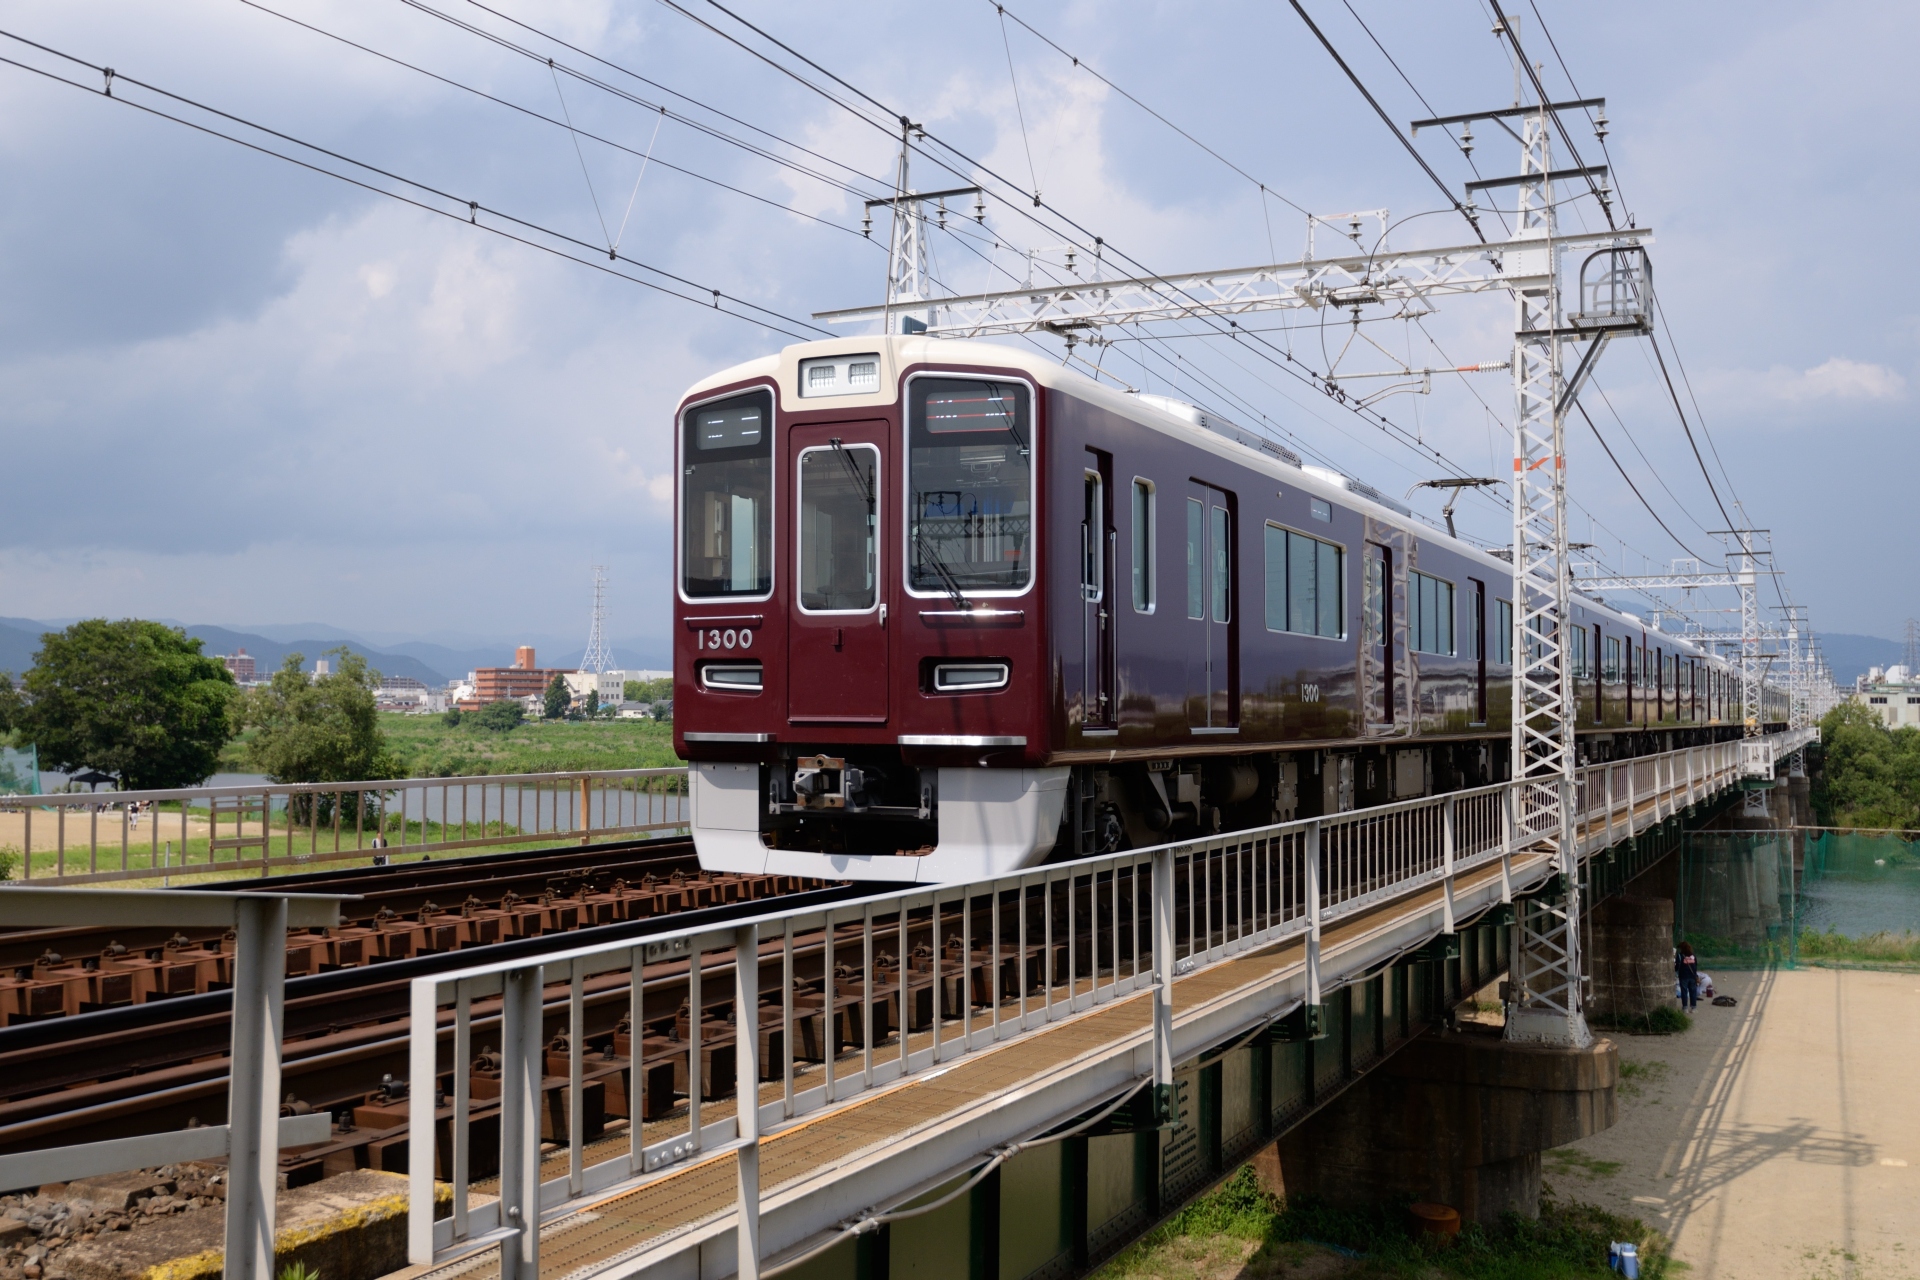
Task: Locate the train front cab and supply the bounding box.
[674,340,1068,884]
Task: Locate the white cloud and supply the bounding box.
[1776,357,1906,402]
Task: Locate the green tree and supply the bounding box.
[1818,701,1920,828]
[442,707,463,727]
[585,688,600,718]
[0,674,21,736]
[624,677,672,704]
[544,673,570,720]
[474,700,524,732]
[18,619,236,789]
[241,649,400,823]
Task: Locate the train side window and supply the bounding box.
[1186,498,1205,619]
[1409,570,1455,655]
[1131,479,1156,613]
[1604,635,1621,682]
[1492,599,1513,665]
[1263,523,1344,638]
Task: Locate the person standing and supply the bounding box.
[1675,941,1700,1011]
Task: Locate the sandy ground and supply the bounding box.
[0,809,264,857]
[1550,966,1919,1280]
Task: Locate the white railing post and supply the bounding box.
[407,977,440,1265]
[1626,758,1638,837]
[1499,785,1514,903]
[225,896,287,1280]
[735,923,762,1280]
[1441,796,1456,935]
[1305,821,1323,1007]
[499,967,544,1280]
[1151,847,1175,1117]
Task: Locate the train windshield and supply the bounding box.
[907,377,1032,596]
[682,390,773,598]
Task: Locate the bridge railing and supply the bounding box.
[0,768,690,885]
[403,729,1806,1279]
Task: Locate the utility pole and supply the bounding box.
[816,7,1653,1052]
[581,566,612,677]
[864,118,982,336]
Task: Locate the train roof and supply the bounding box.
[679,336,1745,675]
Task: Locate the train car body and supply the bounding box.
[673,336,1783,883]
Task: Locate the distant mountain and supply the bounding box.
[179,625,451,686]
[1818,633,1904,685]
[0,617,449,686]
[0,618,672,685]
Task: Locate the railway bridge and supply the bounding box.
[0,727,1815,1280]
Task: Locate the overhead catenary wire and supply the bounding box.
[239,0,880,239]
[643,0,1508,491]
[994,5,1042,203]
[0,30,828,339]
[985,1,1312,216]
[1285,0,1485,243]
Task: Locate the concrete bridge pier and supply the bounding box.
[1252,1025,1617,1223]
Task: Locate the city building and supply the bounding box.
[1852,666,1920,728]
[219,649,257,683]
[461,646,574,710]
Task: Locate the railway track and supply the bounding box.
[0,838,852,1177]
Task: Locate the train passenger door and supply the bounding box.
[1081,451,1116,730]
[1185,482,1237,731]
[787,421,888,723]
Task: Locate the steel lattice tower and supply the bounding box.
[581,566,612,676]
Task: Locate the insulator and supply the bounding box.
[1460,122,1475,158]
[1595,107,1609,141]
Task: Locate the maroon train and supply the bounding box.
[673,337,1782,883]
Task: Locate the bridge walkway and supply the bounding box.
[420,850,1545,1280]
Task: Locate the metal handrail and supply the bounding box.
[1,767,690,885]
[402,729,1805,1279]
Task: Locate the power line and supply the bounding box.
[0,29,828,339]
[986,1,1312,216]
[1286,0,1485,243]
[1572,401,1707,560]
[1485,0,1614,228]
[241,0,878,239]
[1521,0,1630,224]
[644,0,1506,487]
[447,0,887,193]
[1646,329,1736,530]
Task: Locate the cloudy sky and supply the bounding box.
[0,0,1912,659]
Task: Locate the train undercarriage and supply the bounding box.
[706,726,1766,879]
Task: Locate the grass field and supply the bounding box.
[220,712,683,779]
[1096,1166,1671,1280]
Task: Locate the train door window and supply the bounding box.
[905,376,1033,598]
[1492,599,1513,665]
[1081,471,1105,604]
[1186,498,1206,620]
[1604,635,1621,683]
[1470,579,1487,721]
[796,443,878,612]
[681,389,773,599]
[1210,503,1232,622]
[1409,571,1455,655]
[1569,624,1589,678]
[1264,523,1344,638]
[1365,551,1387,644]
[1084,454,1116,728]
[1131,478,1156,613]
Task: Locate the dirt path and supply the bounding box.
[1550,967,1920,1279]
